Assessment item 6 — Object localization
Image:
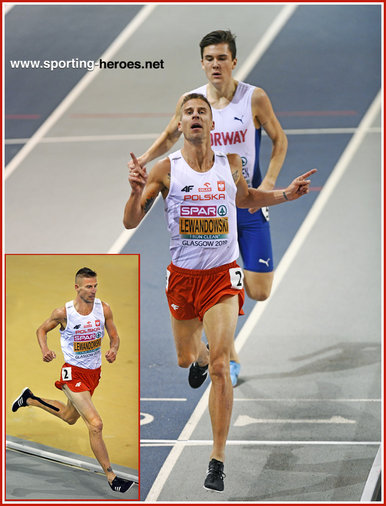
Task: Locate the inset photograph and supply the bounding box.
[5,254,139,500]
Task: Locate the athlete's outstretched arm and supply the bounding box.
[123,154,170,229]
[36,307,66,362]
[103,303,120,363]
[229,154,316,209]
[128,94,185,170]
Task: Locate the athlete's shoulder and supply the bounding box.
[251,86,271,105]
[236,81,256,96]
[101,300,115,321]
[213,151,229,166]
[151,156,171,176]
[101,300,111,312]
[226,153,242,167]
[238,81,255,91]
[51,305,67,321]
[168,149,182,161]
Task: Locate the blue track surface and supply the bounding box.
[5,4,142,164]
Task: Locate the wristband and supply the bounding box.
[283,191,288,201]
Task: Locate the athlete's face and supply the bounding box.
[178,99,214,142]
[201,43,237,85]
[75,276,98,303]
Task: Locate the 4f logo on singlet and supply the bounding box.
[181,185,194,192]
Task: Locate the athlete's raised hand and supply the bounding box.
[128,152,145,171]
[283,169,317,201]
[128,152,148,193]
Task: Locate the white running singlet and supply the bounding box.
[165,150,239,270]
[190,82,260,188]
[60,298,105,369]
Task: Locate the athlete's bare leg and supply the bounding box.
[171,316,208,367]
[203,294,239,462]
[243,270,274,302]
[61,385,116,483]
[27,395,80,424]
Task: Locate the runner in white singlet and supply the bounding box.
[59,297,105,369]
[128,30,287,386]
[166,150,239,269]
[11,267,134,494]
[123,94,315,492]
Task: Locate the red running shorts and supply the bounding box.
[166,260,245,321]
[55,362,101,396]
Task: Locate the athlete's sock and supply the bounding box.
[30,394,60,412]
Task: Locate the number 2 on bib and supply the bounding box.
[229,267,244,289]
[62,366,72,381]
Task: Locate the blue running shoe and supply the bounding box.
[229,361,240,387]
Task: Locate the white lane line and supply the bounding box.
[144,7,298,502]
[108,194,161,254]
[360,446,382,501]
[235,90,381,355]
[235,4,297,81]
[5,127,381,146]
[141,440,380,447]
[145,91,382,502]
[141,398,187,402]
[4,4,156,181]
[145,390,210,501]
[234,415,356,427]
[108,229,137,254]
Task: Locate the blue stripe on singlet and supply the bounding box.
[251,127,262,188]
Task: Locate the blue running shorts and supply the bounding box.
[237,207,274,273]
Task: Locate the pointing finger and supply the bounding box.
[299,168,317,179]
[130,152,139,167]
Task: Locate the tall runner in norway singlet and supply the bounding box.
[190,82,273,273]
[59,298,105,369]
[165,149,239,270]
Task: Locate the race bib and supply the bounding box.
[62,366,72,381]
[229,267,244,289]
[261,206,269,221]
